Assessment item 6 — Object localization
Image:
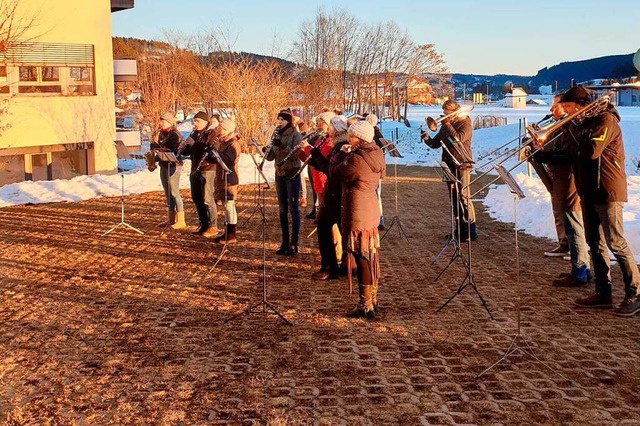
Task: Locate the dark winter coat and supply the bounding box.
[214,134,241,201]
[431,116,473,171]
[266,126,302,178]
[569,105,627,204]
[313,134,349,223]
[151,128,183,165]
[182,128,218,173]
[333,143,386,235]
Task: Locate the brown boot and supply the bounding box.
[158,211,176,228]
[372,280,379,313]
[346,285,375,319]
[171,211,187,230]
[202,226,219,238]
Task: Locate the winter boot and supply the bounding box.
[372,279,379,314]
[305,206,317,219]
[346,285,375,319]
[211,224,229,243]
[159,210,176,228]
[225,224,237,243]
[171,211,187,230]
[470,222,478,241]
[202,226,219,238]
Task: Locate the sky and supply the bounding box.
[111,0,640,76]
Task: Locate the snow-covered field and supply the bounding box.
[1,103,639,256]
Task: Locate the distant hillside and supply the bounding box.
[452,53,636,94]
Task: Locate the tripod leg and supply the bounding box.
[223,300,263,324]
[432,235,454,264]
[122,222,145,235]
[208,244,229,274]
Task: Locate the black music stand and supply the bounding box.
[207,148,233,273]
[436,159,492,320]
[224,147,292,326]
[102,142,144,237]
[241,138,270,227]
[477,165,568,381]
[155,151,180,237]
[380,139,408,242]
[432,162,468,273]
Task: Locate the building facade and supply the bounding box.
[0,0,133,185]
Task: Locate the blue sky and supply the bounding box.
[111,0,640,76]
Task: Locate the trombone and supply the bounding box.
[425,104,474,132]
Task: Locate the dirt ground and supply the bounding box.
[1,165,639,425]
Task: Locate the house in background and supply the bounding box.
[504,87,527,108]
[0,0,134,185]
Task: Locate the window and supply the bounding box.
[19,66,37,81]
[42,66,59,81]
[69,67,94,95]
[633,95,638,103]
[70,67,91,81]
[0,66,7,94]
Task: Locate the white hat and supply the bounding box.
[219,118,236,136]
[317,111,336,125]
[330,115,348,134]
[365,113,378,127]
[348,120,375,143]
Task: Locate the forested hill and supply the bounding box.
[452,52,636,91]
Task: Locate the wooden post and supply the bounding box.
[24,154,33,181]
[46,152,53,180]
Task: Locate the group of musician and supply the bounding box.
[147,85,640,319]
[420,87,640,317]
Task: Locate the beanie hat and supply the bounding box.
[277,109,293,125]
[560,85,592,105]
[442,99,460,112]
[330,115,348,134]
[348,120,375,144]
[317,111,336,125]
[219,118,236,136]
[160,111,176,126]
[292,108,303,119]
[193,111,208,122]
[365,113,378,127]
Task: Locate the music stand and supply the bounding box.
[102,142,144,237]
[224,147,292,326]
[380,139,408,242]
[241,138,270,227]
[432,162,468,273]
[207,148,233,273]
[477,165,569,381]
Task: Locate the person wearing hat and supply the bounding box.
[558,86,640,316]
[182,110,219,237]
[291,108,309,209]
[151,111,186,230]
[307,114,349,280]
[364,113,386,230]
[211,118,241,243]
[265,109,303,255]
[333,120,385,319]
[421,99,477,242]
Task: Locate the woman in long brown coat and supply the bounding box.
[212,118,241,243]
[334,120,386,319]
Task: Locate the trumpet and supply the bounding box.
[425,104,474,132]
[258,126,280,171]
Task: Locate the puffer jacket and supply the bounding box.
[313,133,348,223]
[334,142,386,234]
[151,128,183,166]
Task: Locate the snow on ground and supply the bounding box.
[1,104,640,254]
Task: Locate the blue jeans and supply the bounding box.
[275,174,301,247]
[159,163,183,212]
[563,209,590,278]
[582,201,640,297]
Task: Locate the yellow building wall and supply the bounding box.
[0,0,117,174]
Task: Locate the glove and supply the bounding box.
[184,137,195,147]
[340,144,352,153]
[420,131,430,142]
[261,146,268,154]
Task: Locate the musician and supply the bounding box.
[364,113,385,230]
[559,86,640,316]
[292,109,309,209]
[182,111,219,237]
[306,114,348,280]
[152,111,186,230]
[334,120,385,319]
[265,109,303,255]
[531,95,590,286]
[421,100,477,241]
[212,118,241,243]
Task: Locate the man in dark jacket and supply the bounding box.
[182,111,218,237]
[560,86,640,316]
[421,100,477,241]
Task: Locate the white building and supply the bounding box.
[504,87,527,108]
